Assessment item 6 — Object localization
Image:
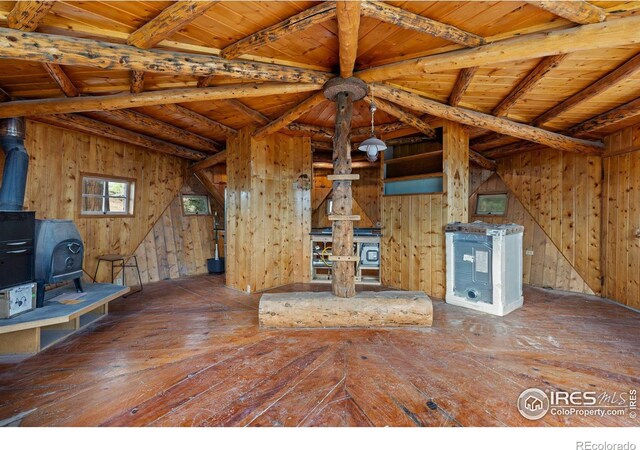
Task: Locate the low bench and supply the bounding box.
[0,282,129,361]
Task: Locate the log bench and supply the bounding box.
[259,290,433,328]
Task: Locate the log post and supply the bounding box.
[323,77,367,298]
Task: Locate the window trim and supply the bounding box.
[79,173,136,218]
[181,194,212,216]
[474,192,509,217]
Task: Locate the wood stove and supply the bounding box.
[34,219,84,306]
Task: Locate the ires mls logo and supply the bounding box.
[517,388,550,420]
[517,388,637,421]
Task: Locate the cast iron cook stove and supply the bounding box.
[34,219,85,306]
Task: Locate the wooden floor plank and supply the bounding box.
[0,275,637,427]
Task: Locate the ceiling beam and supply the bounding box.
[336,1,362,78]
[7,1,54,31]
[189,150,227,173]
[374,83,603,154]
[0,27,332,84]
[221,2,337,60]
[253,92,327,139]
[357,15,640,82]
[127,1,218,50]
[526,1,607,24]
[448,67,478,106]
[155,103,238,137]
[7,1,81,99]
[483,141,544,159]
[469,150,497,171]
[532,52,640,127]
[471,53,569,148]
[493,54,568,117]
[42,63,78,97]
[0,88,10,102]
[32,114,207,161]
[360,1,485,48]
[366,95,437,139]
[568,97,640,137]
[286,122,334,139]
[94,109,222,152]
[352,121,409,137]
[0,83,322,119]
[130,71,145,94]
[220,99,269,126]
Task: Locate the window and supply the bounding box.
[475,193,508,216]
[182,194,211,216]
[81,175,135,216]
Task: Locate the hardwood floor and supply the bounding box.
[0,275,638,427]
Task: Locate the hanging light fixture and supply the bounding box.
[358,84,387,162]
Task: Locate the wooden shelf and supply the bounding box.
[385,172,443,183]
[384,150,443,165]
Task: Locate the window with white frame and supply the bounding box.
[182,194,211,216]
[81,175,135,216]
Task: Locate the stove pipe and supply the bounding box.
[0,118,28,211]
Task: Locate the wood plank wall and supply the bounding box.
[497,149,602,294]
[381,121,466,299]
[226,127,312,293]
[312,166,382,228]
[470,172,593,294]
[131,176,220,285]
[0,120,187,282]
[381,194,446,299]
[602,124,640,309]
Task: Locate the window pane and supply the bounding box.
[83,178,105,196]
[108,197,126,213]
[476,194,508,215]
[107,181,127,197]
[82,196,104,213]
[183,195,210,215]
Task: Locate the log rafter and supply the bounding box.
[532,52,640,127]
[357,15,640,82]
[127,1,218,50]
[93,109,222,153]
[336,1,362,78]
[7,0,55,32]
[155,104,238,138]
[360,1,485,48]
[32,113,207,161]
[449,67,478,107]
[374,83,604,154]
[189,150,228,173]
[366,95,437,139]
[0,83,323,119]
[221,2,337,60]
[0,27,332,84]
[253,92,327,139]
[526,1,607,24]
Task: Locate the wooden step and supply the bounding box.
[328,214,360,221]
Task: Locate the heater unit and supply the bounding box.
[445,222,523,316]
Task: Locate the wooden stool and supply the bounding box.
[93,254,143,295]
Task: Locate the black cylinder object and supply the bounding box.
[0,118,28,211]
[207,257,225,274]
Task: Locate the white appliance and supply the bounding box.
[0,282,36,319]
[445,222,523,316]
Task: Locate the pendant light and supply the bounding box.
[358,85,387,162]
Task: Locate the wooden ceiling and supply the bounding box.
[0,1,639,165]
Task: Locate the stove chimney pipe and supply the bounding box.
[0,117,28,211]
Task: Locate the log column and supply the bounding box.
[323,77,367,298]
